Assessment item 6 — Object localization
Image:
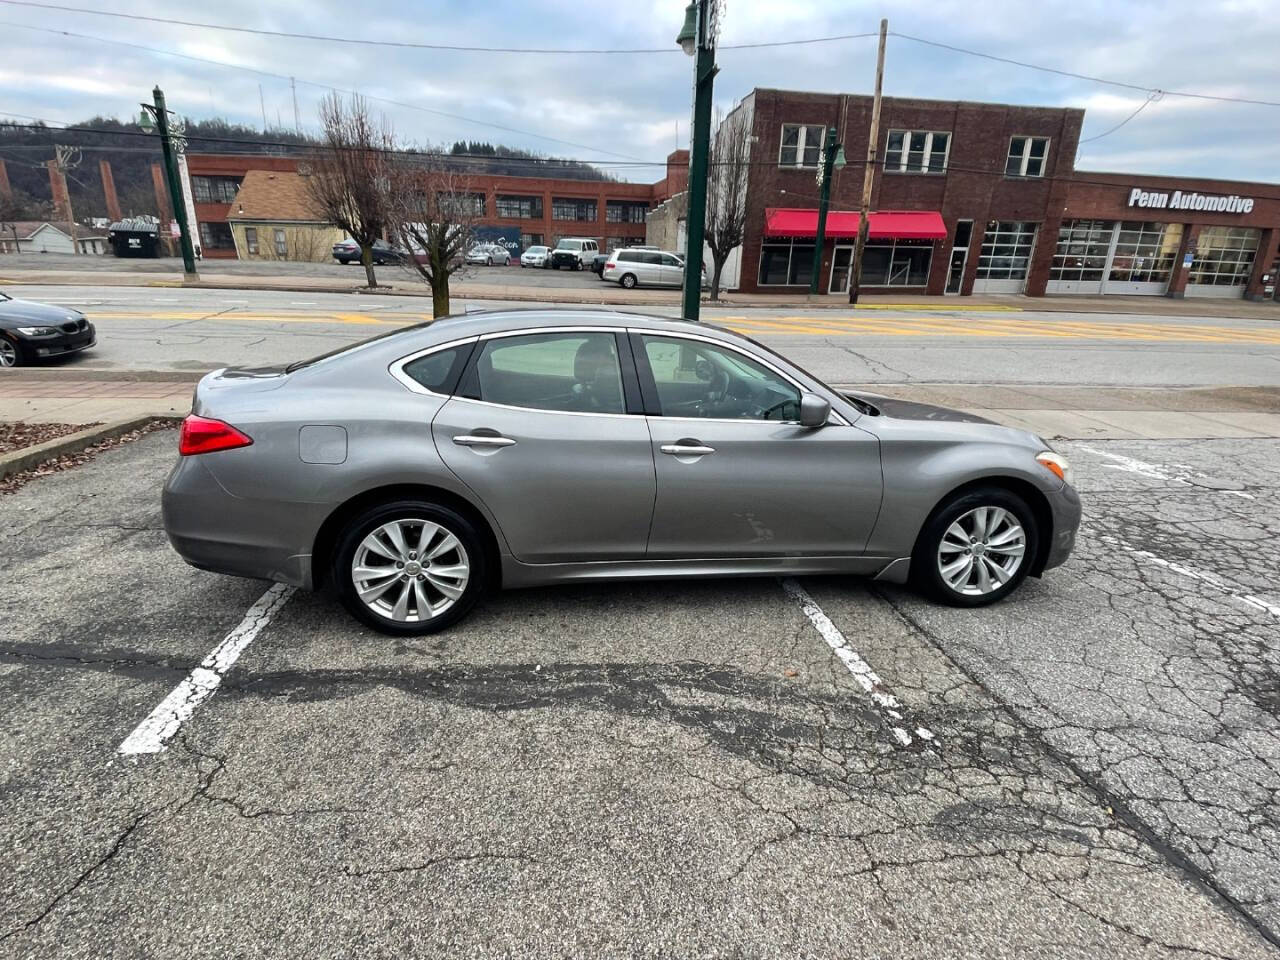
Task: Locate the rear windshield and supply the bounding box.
[285,322,432,373]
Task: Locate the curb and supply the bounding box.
[0,415,181,480]
[0,368,203,383]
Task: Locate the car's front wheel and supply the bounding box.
[333,500,487,634]
[0,335,24,367]
[912,486,1038,607]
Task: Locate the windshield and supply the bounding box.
[285,322,432,373]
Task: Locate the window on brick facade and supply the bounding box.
[606,201,649,224]
[1005,136,1050,177]
[778,124,825,168]
[438,192,486,217]
[757,238,813,285]
[191,176,242,204]
[884,130,950,173]
[496,195,542,219]
[198,221,235,250]
[519,232,544,249]
[552,198,597,221]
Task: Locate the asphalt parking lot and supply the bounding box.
[4,430,1280,957]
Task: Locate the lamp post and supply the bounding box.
[676,0,719,322]
[808,128,844,295]
[139,86,198,281]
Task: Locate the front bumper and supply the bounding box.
[1042,481,1082,573]
[20,321,96,359]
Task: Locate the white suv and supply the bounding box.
[550,238,598,271]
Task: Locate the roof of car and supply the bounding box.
[427,308,718,337]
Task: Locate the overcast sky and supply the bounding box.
[1,0,1277,183]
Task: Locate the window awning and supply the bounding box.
[764,208,947,240]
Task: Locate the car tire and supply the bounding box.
[332,499,488,635]
[573,261,582,271]
[911,485,1039,608]
[620,273,638,289]
[0,334,25,368]
[337,258,351,265]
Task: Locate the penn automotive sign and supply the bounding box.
[1128,187,1255,214]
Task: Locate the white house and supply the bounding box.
[0,221,107,255]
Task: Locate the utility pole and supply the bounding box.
[49,145,80,254]
[291,77,301,134]
[849,18,887,305]
[259,85,268,132]
[808,127,844,295]
[676,0,720,322]
[140,86,198,281]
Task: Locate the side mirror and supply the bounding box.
[799,392,830,428]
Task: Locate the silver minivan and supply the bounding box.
[603,249,686,288]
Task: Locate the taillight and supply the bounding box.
[605,261,616,269]
[178,415,254,456]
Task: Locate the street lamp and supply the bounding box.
[139,86,198,281]
[677,0,718,322]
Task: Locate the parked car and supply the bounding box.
[589,252,609,277]
[602,249,689,288]
[520,245,551,268]
[549,238,598,270]
[162,310,1081,635]
[0,291,96,367]
[332,239,409,266]
[465,243,511,266]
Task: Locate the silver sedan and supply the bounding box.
[162,310,1081,635]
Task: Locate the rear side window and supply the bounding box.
[401,343,471,394]
[465,332,625,414]
[617,251,636,262]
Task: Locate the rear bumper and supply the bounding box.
[1041,482,1082,573]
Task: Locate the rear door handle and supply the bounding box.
[661,442,715,456]
[453,434,517,448]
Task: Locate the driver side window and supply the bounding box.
[641,335,801,421]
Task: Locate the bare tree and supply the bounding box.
[704,105,753,301]
[304,92,393,288]
[386,154,479,318]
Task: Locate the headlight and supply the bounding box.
[16,326,57,336]
[1036,450,1073,485]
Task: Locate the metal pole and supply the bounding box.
[808,128,839,295]
[681,0,717,322]
[849,18,887,305]
[153,87,199,280]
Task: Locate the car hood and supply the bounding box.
[843,391,996,425]
[0,298,84,327]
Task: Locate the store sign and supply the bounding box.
[1128,187,1255,214]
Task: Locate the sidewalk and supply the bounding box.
[3,371,1278,439]
[3,267,1280,320]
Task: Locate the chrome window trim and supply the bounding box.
[630,328,851,427]
[388,335,480,397]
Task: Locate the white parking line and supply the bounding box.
[781,578,934,748]
[1076,444,1255,499]
[118,583,295,755]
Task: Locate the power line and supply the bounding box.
[891,32,1280,108]
[1079,92,1162,144]
[0,1,875,54]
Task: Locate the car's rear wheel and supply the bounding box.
[912,486,1038,607]
[620,273,637,289]
[0,335,24,367]
[333,500,487,634]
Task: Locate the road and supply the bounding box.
[4,283,1280,956]
[7,283,1280,386]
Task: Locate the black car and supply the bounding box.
[589,253,610,277]
[0,292,96,367]
[332,239,409,266]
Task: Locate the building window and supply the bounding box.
[1005,136,1049,177]
[191,176,242,205]
[244,226,259,255]
[438,192,486,217]
[976,221,1038,279]
[273,228,287,257]
[778,124,825,168]
[606,236,649,251]
[757,238,813,286]
[1050,219,1113,282]
[1111,222,1183,284]
[552,198,597,221]
[496,195,542,219]
[198,221,235,250]
[606,201,649,224]
[860,238,934,286]
[1190,227,1261,286]
[884,130,950,173]
[519,232,544,249]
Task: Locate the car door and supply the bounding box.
[634,331,882,559]
[658,253,684,287]
[636,251,663,286]
[432,329,655,563]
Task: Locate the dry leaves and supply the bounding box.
[0,420,176,496]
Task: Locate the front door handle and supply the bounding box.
[453,434,516,448]
[661,442,715,456]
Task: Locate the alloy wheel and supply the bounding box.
[0,338,17,367]
[936,506,1026,597]
[351,518,471,623]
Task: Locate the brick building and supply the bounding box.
[186,150,690,262]
[732,88,1280,300]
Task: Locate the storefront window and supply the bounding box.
[860,239,933,286]
[1190,227,1261,286]
[757,238,812,286]
[976,221,1037,279]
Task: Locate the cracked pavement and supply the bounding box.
[3,432,1280,957]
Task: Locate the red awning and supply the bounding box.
[764,208,947,240]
